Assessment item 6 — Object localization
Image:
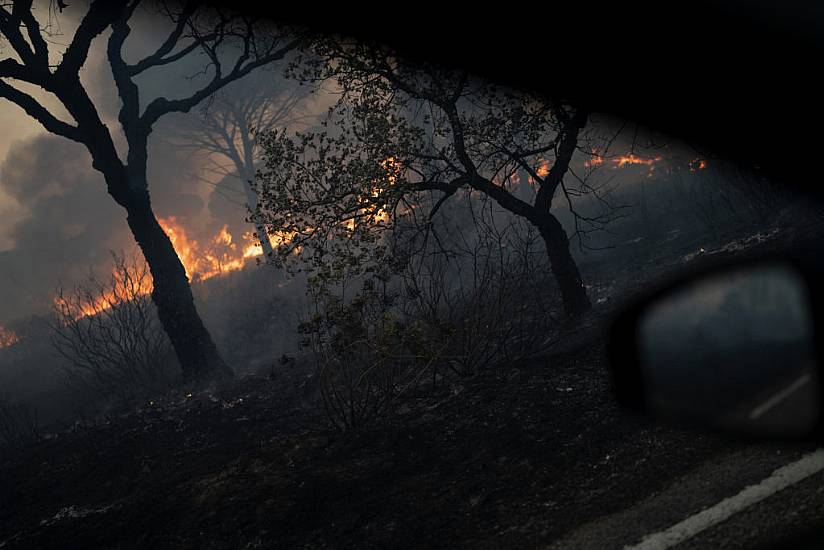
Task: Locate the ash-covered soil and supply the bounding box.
[2,214,821,549]
[1,328,742,550]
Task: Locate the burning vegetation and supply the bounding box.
[50,219,289,323]
[0,325,19,349]
[157,217,262,282]
[613,153,662,167]
[581,151,708,178]
[50,253,175,400]
[584,152,664,172]
[690,158,708,172]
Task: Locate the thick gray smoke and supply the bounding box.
[0,133,206,325]
[0,135,126,323]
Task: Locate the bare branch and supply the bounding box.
[126,0,202,75]
[141,33,301,126]
[56,0,128,79]
[0,5,38,66]
[14,0,49,65]
[0,56,43,82]
[0,79,81,140]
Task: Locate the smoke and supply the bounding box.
[0,132,207,325]
[0,136,124,323]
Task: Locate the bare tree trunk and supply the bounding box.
[84,121,234,384]
[252,214,276,261]
[237,109,276,264]
[241,171,275,262]
[123,190,233,382]
[0,0,299,384]
[537,213,591,316]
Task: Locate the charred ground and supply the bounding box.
[2,210,820,549]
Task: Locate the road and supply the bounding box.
[547,371,824,550]
[546,445,824,549]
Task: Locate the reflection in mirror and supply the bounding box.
[639,263,819,438]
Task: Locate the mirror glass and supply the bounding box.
[639,262,819,438]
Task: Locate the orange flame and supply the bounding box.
[60,221,278,320]
[584,150,605,168]
[0,325,19,349]
[158,217,253,282]
[240,229,297,258]
[689,158,708,172]
[536,158,551,178]
[345,157,401,230]
[524,158,552,187]
[54,218,301,321]
[612,154,662,167]
[381,156,402,185]
[158,218,298,276]
[584,149,662,172]
[54,261,155,321]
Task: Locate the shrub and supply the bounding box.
[50,252,177,403]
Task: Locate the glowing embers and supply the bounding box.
[689,158,708,172]
[0,325,19,349]
[536,158,551,178]
[612,154,661,168]
[584,152,664,173]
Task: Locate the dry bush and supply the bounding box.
[298,199,562,432]
[667,162,793,243]
[300,276,444,432]
[50,252,177,403]
[396,201,560,376]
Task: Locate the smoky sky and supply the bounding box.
[0,135,125,322]
[0,130,216,325]
[0,3,292,324]
[0,2,704,328]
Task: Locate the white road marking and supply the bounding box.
[624,448,824,550]
[749,373,812,420]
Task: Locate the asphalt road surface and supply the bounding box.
[545,445,824,549]
[548,369,824,550]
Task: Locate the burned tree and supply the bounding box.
[256,42,618,316]
[0,1,300,380]
[164,70,314,262]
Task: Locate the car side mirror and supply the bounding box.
[608,257,824,440]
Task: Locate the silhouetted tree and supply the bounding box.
[0,1,301,380]
[256,42,620,316]
[164,70,315,262]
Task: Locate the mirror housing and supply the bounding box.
[608,254,824,441]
